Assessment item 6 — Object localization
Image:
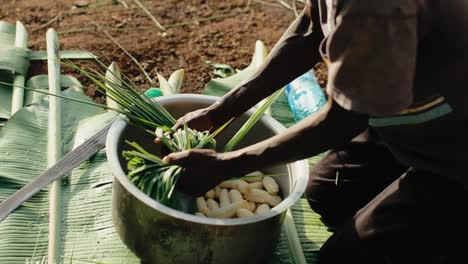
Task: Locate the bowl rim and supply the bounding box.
[106,94,309,226]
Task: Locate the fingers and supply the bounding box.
[162,148,231,196]
[172,109,215,131]
[178,175,216,197]
[172,110,198,130]
[172,118,185,131]
[164,149,217,166]
[163,149,221,196]
[177,166,222,196]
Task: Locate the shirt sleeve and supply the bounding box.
[214,0,325,119]
[242,0,323,90]
[325,0,419,116]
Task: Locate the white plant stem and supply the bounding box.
[46,28,62,264]
[11,21,28,114]
[252,40,274,116]
[105,62,123,111]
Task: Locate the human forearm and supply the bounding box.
[209,1,324,121]
[166,98,368,196]
[222,98,369,173]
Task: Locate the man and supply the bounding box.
[161,1,468,263]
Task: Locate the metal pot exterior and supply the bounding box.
[113,178,284,264]
[106,94,309,264]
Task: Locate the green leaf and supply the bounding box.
[157,72,175,96]
[30,50,97,61]
[205,61,235,78]
[123,145,165,165]
[0,21,30,123]
[194,117,233,149]
[64,60,177,129]
[155,69,185,96]
[0,72,13,121]
[224,88,284,152]
[167,69,185,94]
[72,111,117,148]
[251,40,269,69]
[125,155,146,171]
[105,62,124,111]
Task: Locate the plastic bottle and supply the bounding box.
[285,70,327,122]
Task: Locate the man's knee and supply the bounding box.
[305,162,347,227]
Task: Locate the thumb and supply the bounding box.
[163,151,189,166]
[172,110,198,130]
[172,118,185,131]
[164,149,217,166]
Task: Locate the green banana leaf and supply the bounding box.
[0,21,17,122]
[0,21,30,125]
[0,76,138,263]
[0,72,13,124]
[30,51,97,61]
[0,20,96,127]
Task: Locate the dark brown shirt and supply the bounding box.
[267,0,468,186]
[319,0,468,118]
[322,0,468,187]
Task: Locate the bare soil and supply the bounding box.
[0,0,327,102]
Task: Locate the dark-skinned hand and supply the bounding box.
[155,106,238,196]
[162,149,238,197]
[172,107,217,132]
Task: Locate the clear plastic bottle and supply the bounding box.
[285,70,327,122]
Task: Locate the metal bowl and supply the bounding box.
[106,94,309,264]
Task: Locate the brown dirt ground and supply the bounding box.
[0,0,327,103]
